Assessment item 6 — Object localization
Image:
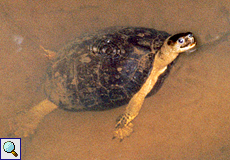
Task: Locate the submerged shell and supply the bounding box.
[45,27,175,111]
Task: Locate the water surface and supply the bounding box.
[0,1,230,159]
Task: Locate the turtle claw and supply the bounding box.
[113,122,134,141]
[112,113,134,141]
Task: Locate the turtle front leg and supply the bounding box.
[113,66,167,141]
[8,99,58,137]
[113,93,146,141]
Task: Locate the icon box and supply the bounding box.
[0,138,21,160]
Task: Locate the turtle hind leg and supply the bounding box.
[40,45,57,60]
[8,99,58,137]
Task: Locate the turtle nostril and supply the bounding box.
[188,33,193,38]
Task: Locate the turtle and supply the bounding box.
[10,26,196,141]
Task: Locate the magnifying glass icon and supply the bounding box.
[3,141,18,157]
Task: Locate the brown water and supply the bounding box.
[1,1,230,159]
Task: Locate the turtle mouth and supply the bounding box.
[181,37,196,49]
[189,41,196,48]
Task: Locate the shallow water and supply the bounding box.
[0,1,230,159]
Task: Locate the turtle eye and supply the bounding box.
[178,38,184,44]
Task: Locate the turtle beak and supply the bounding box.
[189,41,196,48]
[189,34,196,48]
[182,33,196,50]
[184,35,197,54]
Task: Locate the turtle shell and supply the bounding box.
[45,27,176,111]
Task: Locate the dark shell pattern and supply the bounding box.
[45,27,176,111]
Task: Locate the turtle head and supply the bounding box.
[166,32,196,53]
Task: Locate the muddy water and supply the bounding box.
[0,0,230,159]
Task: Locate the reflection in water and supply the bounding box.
[13,35,24,52]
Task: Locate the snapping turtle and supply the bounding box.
[10,27,196,140]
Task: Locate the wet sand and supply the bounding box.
[0,0,230,159]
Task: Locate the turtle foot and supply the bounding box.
[8,99,58,138]
[113,122,134,141]
[8,110,41,137]
[112,113,134,141]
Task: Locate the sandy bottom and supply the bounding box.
[0,0,230,159]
